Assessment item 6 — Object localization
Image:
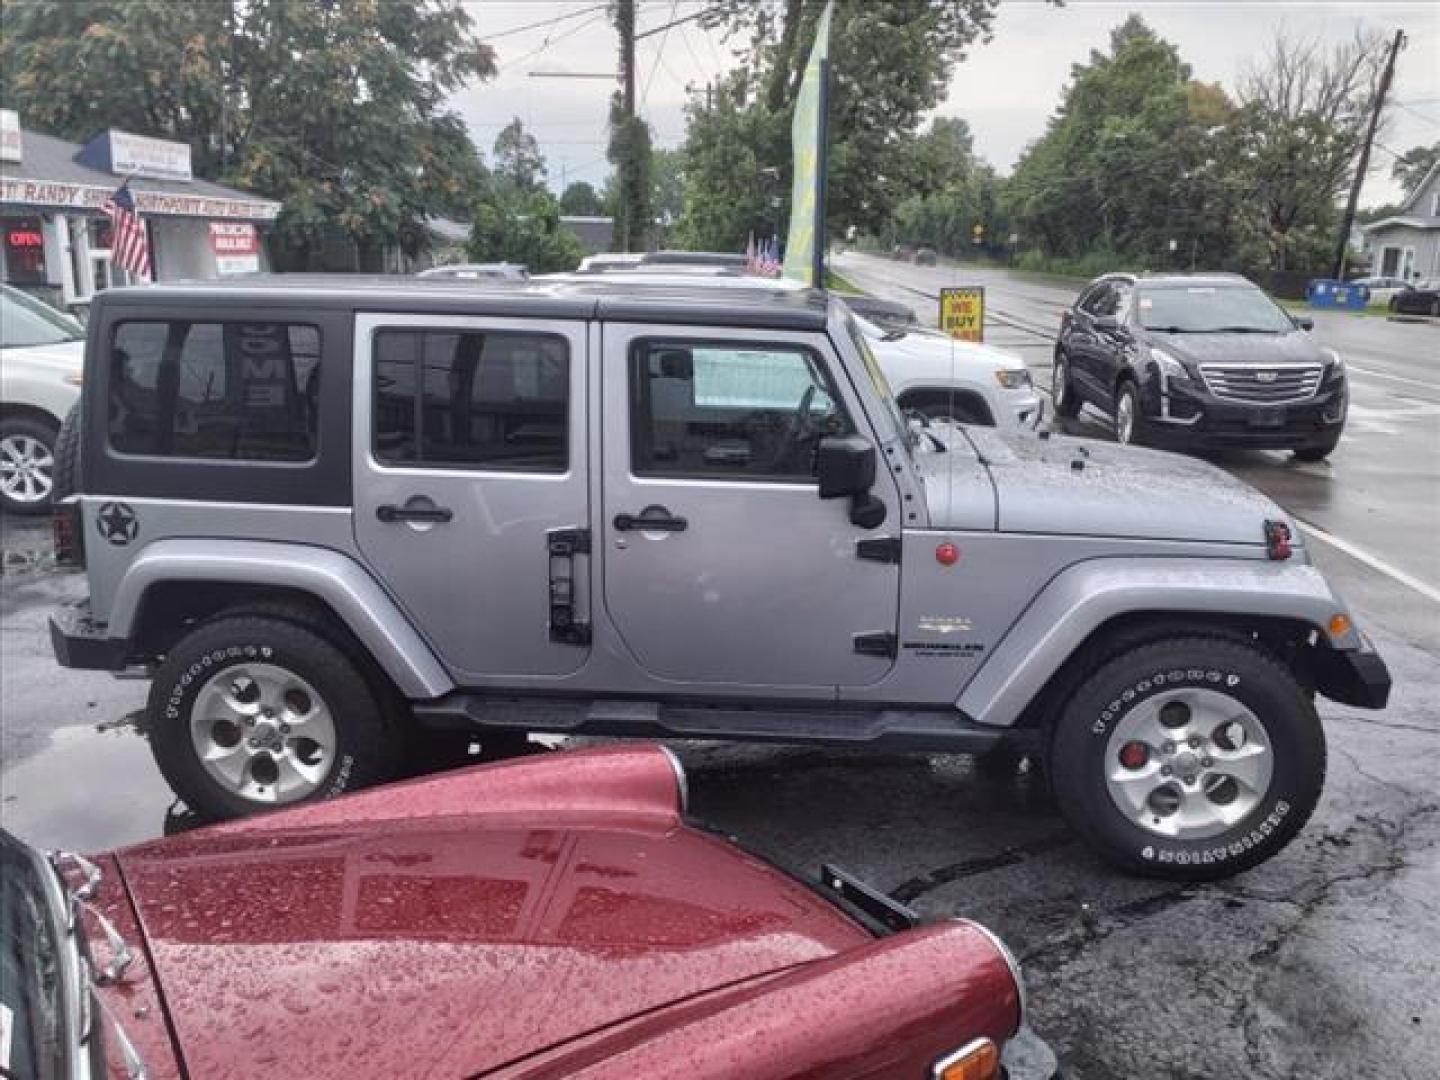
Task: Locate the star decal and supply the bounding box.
[96,502,139,546]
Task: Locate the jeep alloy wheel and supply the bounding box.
[148,615,401,820]
[1049,635,1325,880]
[190,662,338,803]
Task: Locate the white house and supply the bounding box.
[1362,161,1440,284]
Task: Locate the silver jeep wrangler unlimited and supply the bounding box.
[50,277,1390,880]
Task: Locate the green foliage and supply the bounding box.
[0,0,494,268]
[1391,143,1439,198]
[677,0,999,249]
[650,148,686,228]
[467,186,584,274]
[608,107,653,251]
[559,181,604,216]
[492,118,547,194]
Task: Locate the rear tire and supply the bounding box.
[1048,636,1325,881]
[147,616,403,821]
[51,402,82,501]
[0,415,59,515]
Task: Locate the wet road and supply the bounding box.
[3,262,1440,1078]
[834,250,1440,598]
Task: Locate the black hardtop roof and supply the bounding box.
[93,274,833,331]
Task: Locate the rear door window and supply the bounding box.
[372,329,568,471]
[109,320,320,460]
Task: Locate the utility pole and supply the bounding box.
[1331,29,1406,281]
[613,0,640,252]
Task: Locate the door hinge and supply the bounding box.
[853,631,898,658]
[547,527,591,645]
[856,536,902,564]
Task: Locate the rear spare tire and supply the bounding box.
[1048,636,1325,881]
[147,615,402,820]
[51,401,82,501]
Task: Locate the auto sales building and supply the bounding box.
[0,110,280,313]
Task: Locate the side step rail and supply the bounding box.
[411,695,1023,754]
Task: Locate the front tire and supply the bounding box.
[1052,351,1081,418]
[0,416,59,514]
[1113,380,1147,446]
[147,616,402,820]
[1048,636,1325,881]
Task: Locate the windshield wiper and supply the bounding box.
[1145,325,1195,333]
[1209,326,1280,334]
[903,409,947,452]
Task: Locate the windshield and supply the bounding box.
[1,288,85,348]
[842,313,911,447]
[1137,285,1294,333]
[0,833,69,1080]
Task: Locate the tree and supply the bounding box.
[0,0,494,269]
[559,181,604,216]
[1392,143,1440,198]
[650,148,687,229]
[1004,17,1239,269]
[468,186,584,274]
[493,117,546,193]
[678,0,1000,247]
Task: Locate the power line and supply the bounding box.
[477,4,607,43]
[640,1,681,110]
[1392,100,1440,129]
[496,11,610,74]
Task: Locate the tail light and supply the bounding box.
[52,499,86,569]
[1264,519,1292,561]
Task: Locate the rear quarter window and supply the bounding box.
[109,320,321,461]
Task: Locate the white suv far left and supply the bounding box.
[0,285,84,514]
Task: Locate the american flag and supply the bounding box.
[101,181,152,281]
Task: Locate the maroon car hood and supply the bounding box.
[114,748,868,1079]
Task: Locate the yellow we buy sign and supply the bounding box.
[940,287,986,343]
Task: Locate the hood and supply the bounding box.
[956,427,1292,545]
[1151,328,1328,370]
[113,747,868,1080]
[868,324,1025,374]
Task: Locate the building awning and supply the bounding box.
[1,125,279,221]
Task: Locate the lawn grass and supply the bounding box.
[824,268,862,294]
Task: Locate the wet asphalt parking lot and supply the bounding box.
[3,256,1439,1078]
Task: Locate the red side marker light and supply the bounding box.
[1264,520,1292,561]
[936,541,961,567]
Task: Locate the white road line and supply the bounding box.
[1296,518,1440,605]
[1346,365,1439,392]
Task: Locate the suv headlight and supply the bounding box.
[993,368,1032,390]
[1150,346,1188,382]
[1323,348,1345,378]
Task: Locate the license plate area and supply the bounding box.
[1246,407,1286,428]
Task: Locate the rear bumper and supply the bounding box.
[1317,637,1392,709]
[49,601,128,671]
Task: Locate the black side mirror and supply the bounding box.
[1092,314,1120,332]
[1294,316,1314,331]
[816,435,885,528]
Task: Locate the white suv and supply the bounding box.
[545,271,1042,430]
[0,285,84,514]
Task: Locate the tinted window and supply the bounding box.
[1083,283,1119,316]
[630,339,849,480]
[373,329,567,471]
[1137,285,1294,333]
[0,834,66,1080]
[110,321,320,460]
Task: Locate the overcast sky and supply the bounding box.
[454,1,1440,209]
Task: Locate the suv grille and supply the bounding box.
[1198,363,1323,403]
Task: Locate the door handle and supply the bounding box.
[614,506,688,532]
[377,503,453,524]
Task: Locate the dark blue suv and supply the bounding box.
[1053,273,1347,461]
